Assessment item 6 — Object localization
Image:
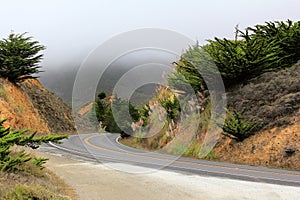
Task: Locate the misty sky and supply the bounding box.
[1,0,299,70]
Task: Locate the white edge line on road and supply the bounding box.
[112,136,300,185]
[48,141,90,156]
[116,136,121,145]
[49,137,300,186]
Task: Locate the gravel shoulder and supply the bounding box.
[33,150,300,200]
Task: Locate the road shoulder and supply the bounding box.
[33,150,300,200]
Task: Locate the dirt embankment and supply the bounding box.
[214,112,300,170]
[0,78,50,133]
[214,62,300,170]
[0,78,94,134]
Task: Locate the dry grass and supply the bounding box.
[0,149,77,200]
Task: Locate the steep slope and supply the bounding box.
[20,79,76,133]
[226,62,300,131]
[0,78,93,134]
[214,114,300,170]
[214,61,300,170]
[0,78,50,133]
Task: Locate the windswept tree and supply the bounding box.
[0,32,45,83]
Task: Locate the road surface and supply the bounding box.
[41,133,300,187]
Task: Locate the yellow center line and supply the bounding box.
[84,135,300,178]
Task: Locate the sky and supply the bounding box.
[0,0,299,70]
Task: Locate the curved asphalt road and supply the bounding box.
[42,133,300,187]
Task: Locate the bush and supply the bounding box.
[0,115,67,172]
[0,33,45,83]
[204,29,283,86]
[219,109,257,142]
[97,91,106,99]
[248,20,300,66]
[204,20,300,87]
[204,150,217,160]
[155,88,181,122]
[170,20,300,89]
[168,43,219,93]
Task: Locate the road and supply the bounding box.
[42,133,300,187]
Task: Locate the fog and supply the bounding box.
[1,0,299,70]
[1,0,299,105]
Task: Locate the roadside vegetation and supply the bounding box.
[0,115,67,173]
[0,113,70,199]
[94,91,139,134]
[0,33,75,199]
[109,20,300,169]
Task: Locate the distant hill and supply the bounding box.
[39,65,78,106]
[39,49,176,106]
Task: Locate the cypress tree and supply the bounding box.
[0,33,45,83]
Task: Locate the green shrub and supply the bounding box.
[166,141,186,155]
[97,91,106,99]
[11,104,24,115]
[183,140,201,157]
[170,20,300,89]
[33,157,49,170]
[157,91,180,122]
[248,20,300,66]
[204,29,283,86]
[167,42,220,94]
[219,109,257,142]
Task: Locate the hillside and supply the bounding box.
[214,61,300,170]
[121,61,300,170]
[0,77,93,134]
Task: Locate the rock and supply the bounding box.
[283,147,296,157]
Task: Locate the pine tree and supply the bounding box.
[0,33,45,83]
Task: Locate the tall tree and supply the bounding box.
[0,33,45,83]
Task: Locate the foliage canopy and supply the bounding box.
[0,33,45,83]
